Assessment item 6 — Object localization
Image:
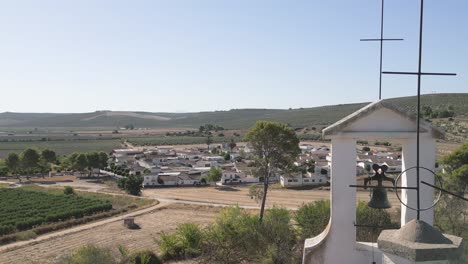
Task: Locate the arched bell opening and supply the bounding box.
[353,138,402,244]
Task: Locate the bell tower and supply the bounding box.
[302,100,442,264]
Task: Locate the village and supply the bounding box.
[105,141,403,188]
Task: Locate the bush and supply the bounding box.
[64,186,75,195]
[158,223,203,261]
[295,200,330,240]
[15,230,37,241]
[259,207,299,264]
[57,244,115,264]
[356,201,399,242]
[200,206,300,264]
[126,250,162,264]
[295,200,398,242]
[201,206,260,264]
[362,146,370,152]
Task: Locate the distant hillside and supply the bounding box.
[1,93,467,130]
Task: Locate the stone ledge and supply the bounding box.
[378,220,463,262]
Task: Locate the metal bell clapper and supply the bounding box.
[364,164,395,209]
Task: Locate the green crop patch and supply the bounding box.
[0,188,112,236]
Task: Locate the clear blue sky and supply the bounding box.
[1,0,466,113]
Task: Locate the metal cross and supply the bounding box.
[361,0,403,100]
[382,0,456,220]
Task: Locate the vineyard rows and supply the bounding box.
[0,188,112,235]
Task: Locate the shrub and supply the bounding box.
[259,207,299,263]
[64,186,75,195]
[356,201,399,242]
[362,146,370,152]
[15,230,37,241]
[201,206,260,264]
[57,244,115,264]
[295,200,330,240]
[126,250,162,264]
[158,223,203,261]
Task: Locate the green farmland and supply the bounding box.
[0,188,112,236]
[128,136,243,146]
[0,139,121,158]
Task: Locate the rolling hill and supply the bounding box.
[1,93,467,130]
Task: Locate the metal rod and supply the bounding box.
[349,184,418,190]
[416,0,425,221]
[379,0,385,100]
[354,223,399,229]
[360,38,404,41]
[382,71,456,76]
[421,181,468,202]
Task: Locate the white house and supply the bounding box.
[219,169,258,185]
[280,172,328,187]
[143,172,203,187]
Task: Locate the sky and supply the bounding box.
[0,0,466,113]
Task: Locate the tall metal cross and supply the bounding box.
[361,0,403,100]
[383,0,456,220]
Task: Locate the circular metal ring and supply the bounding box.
[394,166,442,211]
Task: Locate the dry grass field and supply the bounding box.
[142,184,400,210]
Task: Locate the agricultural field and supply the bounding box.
[0,185,154,244]
[0,139,121,159]
[127,135,242,146]
[0,187,112,236]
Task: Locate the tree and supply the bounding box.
[211,147,219,154]
[422,105,433,118]
[118,175,143,196]
[98,152,108,168]
[244,121,300,222]
[5,153,20,176]
[86,152,100,176]
[228,139,237,153]
[41,149,56,163]
[70,153,88,175]
[442,142,468,174]
[305,159,315,173]
[362,146,370,152]
[21,148,40,174]
[206,167,222,183]
[435,142,468,258]
[206,136,213,151]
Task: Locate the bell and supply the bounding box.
[368,187,391,209]
[364,164,395,209]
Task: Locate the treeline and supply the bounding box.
[60,152,108,176]
[199,124,225,133]
[0,149,108,177]
[1,149,57,176]
[422,105,455,119]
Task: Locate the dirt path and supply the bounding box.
[143,185,400,210]
[0,204,220,264]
